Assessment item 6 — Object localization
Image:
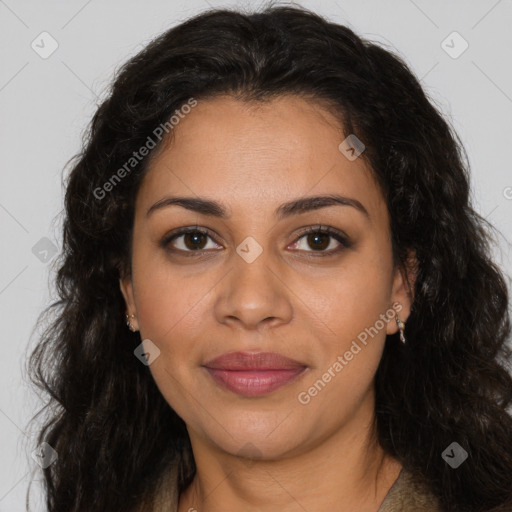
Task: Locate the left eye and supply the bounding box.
[290,226,351,255]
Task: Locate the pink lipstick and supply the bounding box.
[202,351,307,397]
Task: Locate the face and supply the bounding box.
[121,94,413,461]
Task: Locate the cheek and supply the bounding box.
[296,262,392,420]
[130,249,219,392]
[134,269,178,338]
[130,257,207,412]
[317,249,394,344]
[131,241,198,338]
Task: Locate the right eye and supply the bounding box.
[161,227,223,255]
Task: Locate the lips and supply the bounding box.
[204,351,306,370]
[202,351,307,397]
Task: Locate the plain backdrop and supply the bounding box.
[0,0,511,510]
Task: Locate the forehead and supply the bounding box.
[136,94,386,223]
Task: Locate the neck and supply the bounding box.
[177,390,402,512]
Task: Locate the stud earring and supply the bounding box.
[125,313,137,332]
[395,316,406,344]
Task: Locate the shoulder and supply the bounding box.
[378,467,443,512]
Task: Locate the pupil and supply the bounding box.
[309,233,328,250]
[185,232,206,250]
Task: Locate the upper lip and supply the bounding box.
[203,351,306,370]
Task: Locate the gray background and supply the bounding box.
[1,0,511,509]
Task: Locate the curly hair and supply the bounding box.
[26,4,512,511]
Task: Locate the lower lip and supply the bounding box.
[203,367,307,397]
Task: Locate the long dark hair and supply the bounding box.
[26,4,512,511]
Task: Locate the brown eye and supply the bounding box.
[162,227,222,254]
[305,232,330,251]
[182,231,208,250]
[290,225,352,256]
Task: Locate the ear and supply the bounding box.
[119,273,139,332]
[386,250,417,336]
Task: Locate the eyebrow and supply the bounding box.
[146,194,370,220]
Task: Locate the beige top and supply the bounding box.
[151,460,442,512]
[376,467,442,511]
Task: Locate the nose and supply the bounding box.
[213,248,293,331]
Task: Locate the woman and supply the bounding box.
[27,4,512,511]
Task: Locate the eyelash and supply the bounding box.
[160,224,352,259]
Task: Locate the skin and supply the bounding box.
[120,94,415,511]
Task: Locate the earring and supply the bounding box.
[125,313,137,332]
[395,316,406,344]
